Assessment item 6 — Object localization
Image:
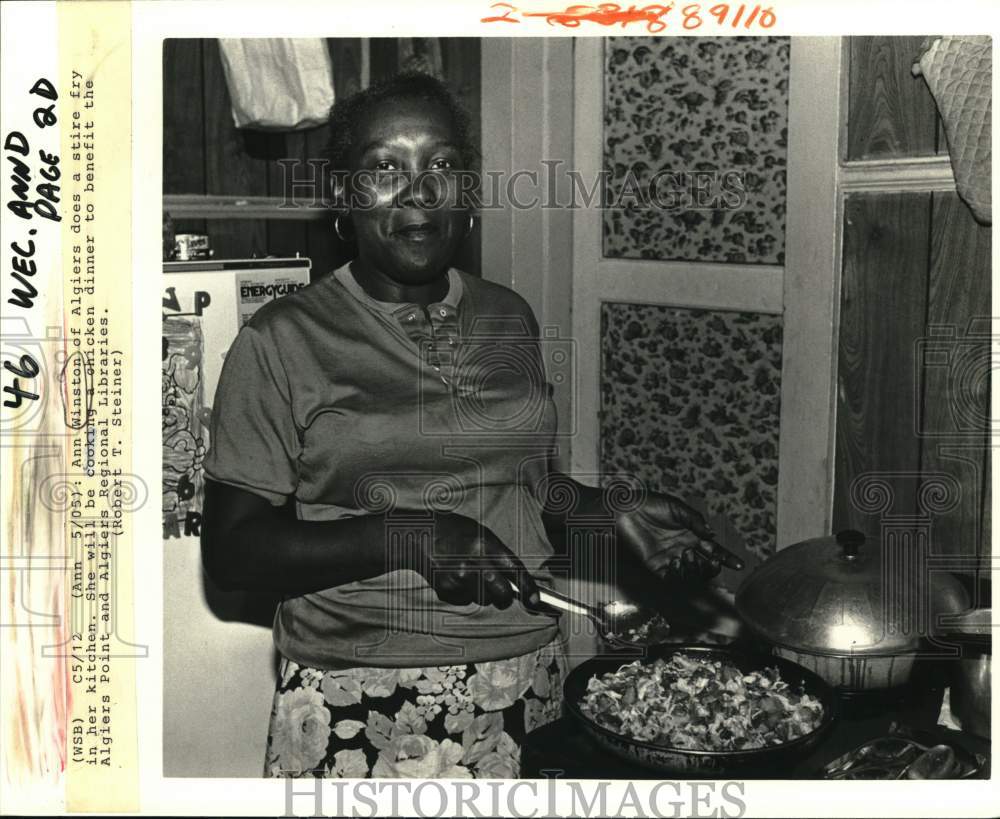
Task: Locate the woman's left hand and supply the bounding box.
[615,493,744,583]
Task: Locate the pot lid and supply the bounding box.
[735,530,971,655]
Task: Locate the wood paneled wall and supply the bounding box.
[835,36,990,585]
[163,38,482,277]
[846,36,945,159]
[834,192,990,566]
[835,193,931,526]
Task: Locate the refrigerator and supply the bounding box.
[161,257,310,777]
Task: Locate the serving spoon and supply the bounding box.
[511,581,661,650]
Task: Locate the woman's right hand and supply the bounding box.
[402,513,543,611]
[201,481,544,607]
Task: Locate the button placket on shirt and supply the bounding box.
[430,304,460,387]
[394,303,460,388]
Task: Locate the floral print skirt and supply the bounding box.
[264,638,567,778]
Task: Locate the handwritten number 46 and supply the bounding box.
[2,78,58,413]
[3,356,39,409]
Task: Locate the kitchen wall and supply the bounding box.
[835,190,990,564]
[833,37,991,579]
[162,38,482,275]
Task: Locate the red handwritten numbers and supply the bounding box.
[481,2,520,22]
[481,3,776,31]
[708,4,777,28]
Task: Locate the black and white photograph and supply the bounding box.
[157,31,992,786]
[5,0,1000,814]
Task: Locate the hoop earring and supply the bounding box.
[334,213,351,242]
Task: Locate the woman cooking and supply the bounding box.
[201,72,740,779]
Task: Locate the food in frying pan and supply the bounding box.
[579,653,825,751]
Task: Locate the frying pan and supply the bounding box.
[563,643,838,775]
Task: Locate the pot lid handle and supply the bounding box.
[836,529,865,560]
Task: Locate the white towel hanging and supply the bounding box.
[217,38,335,131]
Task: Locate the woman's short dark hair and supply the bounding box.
[323,71,478,179]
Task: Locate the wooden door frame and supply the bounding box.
[480,37,576,472]
[776,37,844,547]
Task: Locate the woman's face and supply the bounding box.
[346,96,467,287]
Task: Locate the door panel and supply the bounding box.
[573,37,792,564]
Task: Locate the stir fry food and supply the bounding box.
[608,612,672,645]
[580,653,825,751]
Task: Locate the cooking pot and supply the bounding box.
[735,530,971,691]
[952,650,991,738]
[940,607,992,738]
